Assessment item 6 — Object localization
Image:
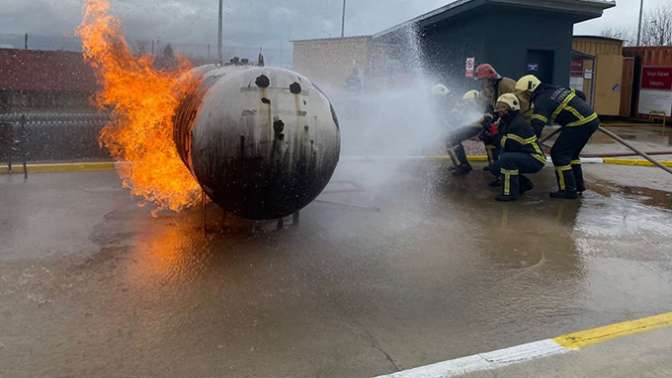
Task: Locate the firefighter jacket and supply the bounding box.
[529,84,599,137]
[484,77,531,115]
[498,112,546,165]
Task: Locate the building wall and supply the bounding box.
[484,8,573,87]
[292,37,371,89]
[573,37,624,116]
[419,12,489,90]
[416,7,574,90]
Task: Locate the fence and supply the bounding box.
[0,112,110,164]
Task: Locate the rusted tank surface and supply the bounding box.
[174,65,341,220]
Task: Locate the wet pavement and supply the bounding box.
[1,159,672,377]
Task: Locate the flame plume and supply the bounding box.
[77,0,201,211]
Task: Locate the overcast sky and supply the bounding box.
[0,0,668,48]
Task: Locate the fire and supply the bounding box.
[77,0,201,211]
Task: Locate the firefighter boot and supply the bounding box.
[550,165,579,199]
[572,160,586,194]
[519,175,534,194]
[496,169,520,201]
[489,177,502,187]
[450,144,473,176]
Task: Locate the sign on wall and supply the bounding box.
[638,66,672,117]
[465,57,475,78]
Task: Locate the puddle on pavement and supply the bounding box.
[590,179,672,210]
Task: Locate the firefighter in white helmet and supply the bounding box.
[436,88,489,176]
[491,93,546,201]
[433,86,505,178]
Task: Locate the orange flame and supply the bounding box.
[77,0,201,211]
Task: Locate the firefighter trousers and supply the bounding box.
[550,120,599,191]
[494,152,545,197]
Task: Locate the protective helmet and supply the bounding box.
[474,64,501,80]
[462,90,480,101]
[495,93,521,112]
[431,84,450,97]
[515,75,542,92]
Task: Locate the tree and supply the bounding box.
[641,5,672,46]
[600,27,634,45]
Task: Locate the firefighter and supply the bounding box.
[432,85,474,176]
[436,87,496,176]
[474,64,530,117]
[474,64,531,172]
[491,93,547,202]
[515,75,599,199]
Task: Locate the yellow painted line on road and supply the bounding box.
[377,311,672,377]
[0,161,115,174]
[602,158,672,168]
[2,156,670,175]
[554,311,672,350]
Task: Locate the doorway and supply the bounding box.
[526,49,554,84]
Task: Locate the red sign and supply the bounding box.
[641,67,672,90]
[570,58,583,76]
[465,57,475,78]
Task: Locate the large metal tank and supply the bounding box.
[174,65,341,220]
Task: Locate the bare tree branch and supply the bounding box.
[641,4,672,46]
[600,27,634,45]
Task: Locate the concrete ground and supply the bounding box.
[464,327,672,378]
[1,154,671,377]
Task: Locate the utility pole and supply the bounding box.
[218,0,224,64]
[341,0,347,38]
[637,0,644,46]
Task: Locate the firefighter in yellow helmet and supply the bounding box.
[515,74,599,199]
[491,93,546,201]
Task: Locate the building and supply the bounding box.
[0,48,98,112]
[293,0,615,91]
[571,36,624,117]
[293,36,372,91]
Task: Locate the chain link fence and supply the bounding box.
[0,112,111,164]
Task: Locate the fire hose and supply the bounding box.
[539,126,672,176]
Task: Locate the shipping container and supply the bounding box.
[624,46,672,66]
[624,46,672,119]
[572,36,624,116]
[620,57,635,117]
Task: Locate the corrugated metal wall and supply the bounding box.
[573,37,623,56]
[624,46,672,66]
[572,37,624,116]
[620,57,635,117]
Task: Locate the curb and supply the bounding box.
[2,156,671,175]
[343,155,672,168]
[0,162,115,174]
[375,312,672,378]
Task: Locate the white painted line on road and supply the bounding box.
[374,312,672,378]
[373,339,567,378]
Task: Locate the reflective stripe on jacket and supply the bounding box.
[529,84,599,136]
